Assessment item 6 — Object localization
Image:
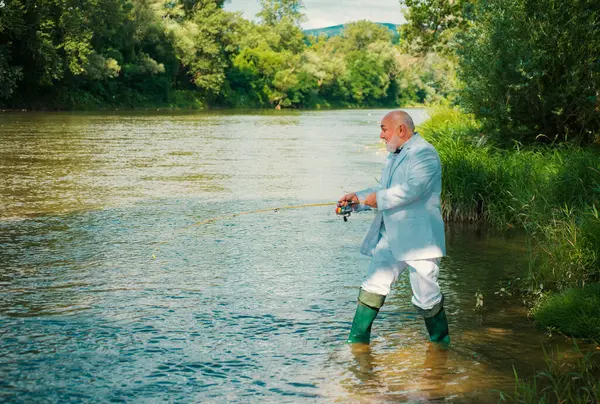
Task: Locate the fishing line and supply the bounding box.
[151,201,342,260]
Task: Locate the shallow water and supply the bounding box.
[0,109,573,402]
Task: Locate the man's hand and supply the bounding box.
[338,192,359,207]
[364,192,378,208]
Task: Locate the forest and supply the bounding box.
[0,0,455,110]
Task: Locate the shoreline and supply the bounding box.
[0,103,432,114]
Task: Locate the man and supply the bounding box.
[338,110,449,344]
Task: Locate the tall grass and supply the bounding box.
[498,344,600,403]
[532,284,600,341]
[421,108,600,401]
[419,108,600,293]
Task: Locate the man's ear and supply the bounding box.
[396,124,404,136]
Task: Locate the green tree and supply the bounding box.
[257,0,305,27]
[457,0,600,144]
[171,0,238,97]
[340,20,393,51]
[78,0,173,107]
[301,36,347,106]
[334,22,402,106]
[222,0,309,108]
[399,0,474,54]
[0,0,457,109]
[180,0,226,13]
[0,0,25,99]
[225,23,303,107]
[10,0,97,87]
[343,50,389,104]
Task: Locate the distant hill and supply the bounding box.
[303,22,399,39]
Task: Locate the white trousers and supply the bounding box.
[361,230,443,311]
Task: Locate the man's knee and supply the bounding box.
[361,268,399,296]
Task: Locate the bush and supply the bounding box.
[532,284,600,340]
[457,0,600,145]
[168,90,205,109]
[420,107,600,291]
[499,343,600,403]
[530,205,600,291]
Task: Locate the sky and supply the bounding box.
[223,0,407,30]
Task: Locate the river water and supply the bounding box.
[0,109,567,402]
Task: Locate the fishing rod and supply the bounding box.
[151,201,359,260]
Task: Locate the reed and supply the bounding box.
[498,343,600,403]
[420,108,600,292]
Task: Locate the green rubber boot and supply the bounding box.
[347,289,386,344]
[424,306,450,343]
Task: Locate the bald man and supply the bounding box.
[338,110,449,344]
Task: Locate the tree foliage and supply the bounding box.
[257,0,305,27]
[401,0,600,144]
[456,0,600,144]
[399,0,474,55]
[0,0,452,109]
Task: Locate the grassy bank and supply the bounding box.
[3,91,418,111]
[420,107,600,401]
[420,108,600,294]
[17,90,207,111]
[499,343,599,403]
[532,284,600,341]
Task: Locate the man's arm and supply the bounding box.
[375,147,440,211]
[338,184,383,212]
[355,185,383,211]
[356,186,382,201]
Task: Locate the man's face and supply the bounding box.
[380,117,403,152]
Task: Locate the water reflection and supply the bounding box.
[335,322,516,402]
[345,342,451,401]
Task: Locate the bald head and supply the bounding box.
[382,110,415,132]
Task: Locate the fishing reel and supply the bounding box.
[335,203,354,222]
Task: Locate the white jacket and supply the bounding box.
[355,133,446,261]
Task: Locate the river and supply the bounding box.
[0,109,564,402]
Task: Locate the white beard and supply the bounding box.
[386,134,402,153]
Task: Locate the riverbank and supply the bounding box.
[0,90,207,112]
[0,89,439,112]
[421,108,599,295]
[420,107,600,401]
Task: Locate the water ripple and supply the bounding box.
[0,110,577,402]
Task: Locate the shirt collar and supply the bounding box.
[393,132,419,154]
